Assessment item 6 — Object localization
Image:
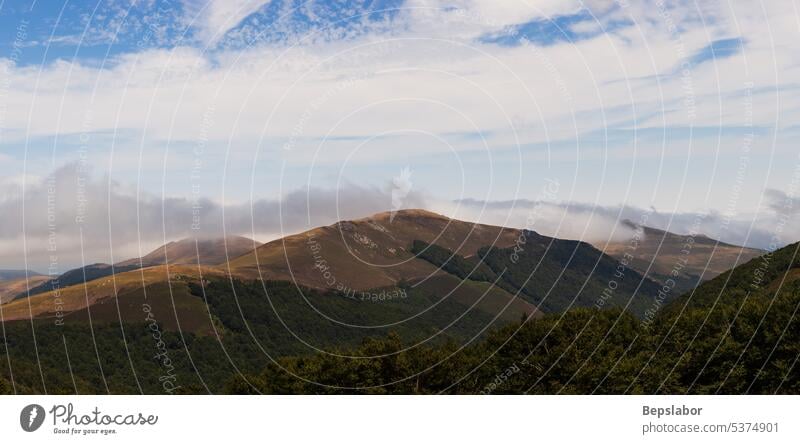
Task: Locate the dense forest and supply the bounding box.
[413,234,664,316]
[0,242,797,395]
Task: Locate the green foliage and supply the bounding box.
[0,276,514,394]
[192,278,511,354]
[231,277,799,394]
[477,233,665,317]
[1,243,798,394]
[410,240,498,282]
[232,242,800,394]
[412,233,663,317]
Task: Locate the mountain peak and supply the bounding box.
[230,209,521,291]
[356,208,450,223]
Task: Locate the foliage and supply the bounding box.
[1,243,798,394]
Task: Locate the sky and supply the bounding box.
[0,0,799,271]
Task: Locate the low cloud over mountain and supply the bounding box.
[0,164,426,271]
[0,163,794,272]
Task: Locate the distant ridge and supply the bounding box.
[600,220,764,294]
[0,275,49,304]
[19,236,261,300]
[0,270,42,280]
[117,235,261,268]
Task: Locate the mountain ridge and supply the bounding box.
[17,235,262,300]
[3,209,665,326]
[600,220,763,294]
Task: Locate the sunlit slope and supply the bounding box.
[229,209,521,290]
[601,221,763,293]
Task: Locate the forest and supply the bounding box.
[1,242,797,395]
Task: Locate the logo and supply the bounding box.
[20,404,45,432]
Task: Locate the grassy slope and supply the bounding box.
[602,223,764,294]
[0,276,49,304]
[228,210,521,291]
[0,265,220,322]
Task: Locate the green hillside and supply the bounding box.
[412,233,664,317]
[2,243,797,394]
[230,242,800,394]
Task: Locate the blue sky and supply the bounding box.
[0,0,799,269]
[479,7,634,47]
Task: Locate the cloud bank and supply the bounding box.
[0,164,426,271]
[1,164,795,272]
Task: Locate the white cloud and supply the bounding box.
[3,163,791,272]
[182,0,272,45]
[450,197,787,252]
[0,163,428,271]
[2,1,793,147]
[0,0,799,266]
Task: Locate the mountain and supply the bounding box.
[229,209,522,290]
[229,209,663,315]
[3,210,665,325]
[1,210,792,394]
[227,210,665,317]
[117,235,261,268]
[232,241,800,395]
[0,211,537,328]
[20,236,261,300]
[600,220,763,294]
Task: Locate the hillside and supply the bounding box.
[4,210,665,325]
[667,240,800,310]
[412,234,663,317]
[229,242,799,394]
[229,209,521,290]
[0,264,221,323]
[0,275,49,304]
[601,220,763,294]
[117,235,260,268]
[229,209,664,316]
[1,213,796,394]
[20,236,260,300]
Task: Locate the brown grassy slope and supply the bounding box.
[601,222,763,287]
[118,236,261,267]
[1,210,535,328]
[0,264,222,323]
[228,209,522,291]
[0,276,50,304]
